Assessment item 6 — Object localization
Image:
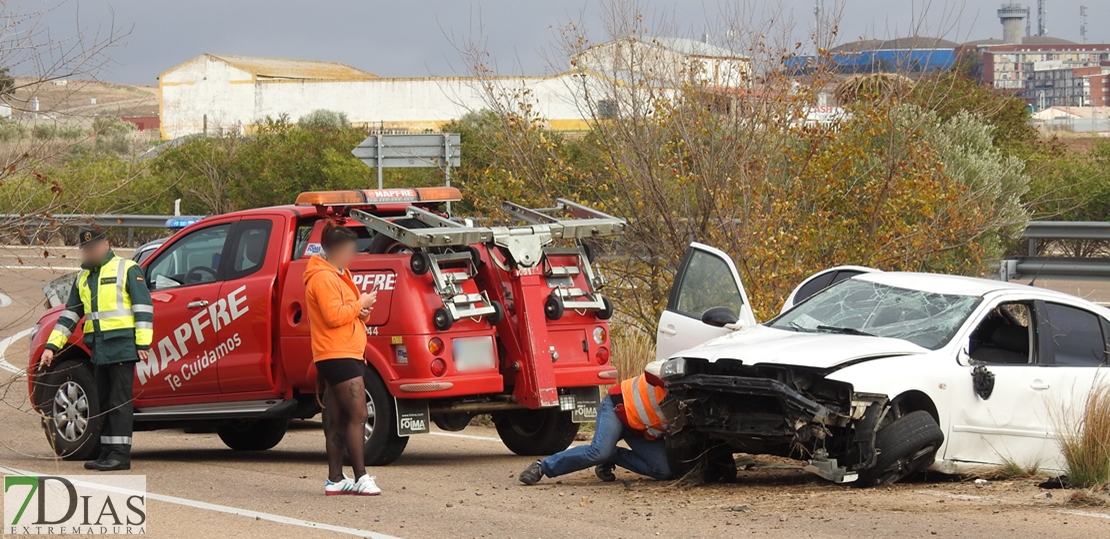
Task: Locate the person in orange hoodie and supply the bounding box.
[304,221,380,496]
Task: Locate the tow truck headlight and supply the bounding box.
[660,358,687,380]
[29,323,40,343]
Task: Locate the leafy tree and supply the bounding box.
[0,67,13,96]
[907,69,1039,158]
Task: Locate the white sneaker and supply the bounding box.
[354,474,381,496]
[324,475,356,496]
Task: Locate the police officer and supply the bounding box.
[40,227,154,471]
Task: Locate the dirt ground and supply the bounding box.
[3,249,1110,538]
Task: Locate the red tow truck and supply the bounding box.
[27,187,625,464]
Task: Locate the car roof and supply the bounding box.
[854,271,1078,300]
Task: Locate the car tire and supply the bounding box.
[217,418,289,451]
[35,360,103,461]
[855,410,944,487]
[322,366,409,466]
[493,408,578,456]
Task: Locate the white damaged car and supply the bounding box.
[654,243,1108,486]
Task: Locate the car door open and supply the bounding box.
[655,242,754,361]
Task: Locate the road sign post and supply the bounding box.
[353,133,462,193]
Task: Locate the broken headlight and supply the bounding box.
[660,357,687,380]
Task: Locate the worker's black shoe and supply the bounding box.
[595,463,616,482]
[519,460,544,485]
[91,459,130,472]
[84,459,105,470]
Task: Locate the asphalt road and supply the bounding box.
[2,248,1110,538]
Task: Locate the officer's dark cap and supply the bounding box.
[77,227,107,248]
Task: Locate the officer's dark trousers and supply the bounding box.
[94,362,135,464]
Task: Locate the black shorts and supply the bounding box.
[316,358,366,386]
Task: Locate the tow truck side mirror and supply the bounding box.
[701,306,740,328]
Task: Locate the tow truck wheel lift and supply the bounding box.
[351,199,626,410]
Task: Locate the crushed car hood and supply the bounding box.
[673,324,929,370]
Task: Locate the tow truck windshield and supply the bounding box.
[770,279,981,350]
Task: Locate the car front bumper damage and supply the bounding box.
[666,373,887,483]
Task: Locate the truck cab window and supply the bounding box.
[147,224,231,290]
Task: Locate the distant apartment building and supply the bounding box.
[1027,62,1110,107]
[977,43,1110,106]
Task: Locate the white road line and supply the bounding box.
[1059,509,1110,520]
[0,328,33,376]
[0,292,11,307]
[0,465,404,539]
[0,265,81,270]
[429,431,504,443]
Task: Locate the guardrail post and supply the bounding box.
[1027,238,1037,257]
[127,227,134,247]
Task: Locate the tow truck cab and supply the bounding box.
[27,187,623,464]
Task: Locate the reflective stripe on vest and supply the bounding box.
[78,257,139,334]
[620,375,668,438]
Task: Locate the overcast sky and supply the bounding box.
[28,0,1110,85]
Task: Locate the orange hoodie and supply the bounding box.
[303,255,368,362]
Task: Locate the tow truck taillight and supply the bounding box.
[596,347,610,365]
[428,337,444,355]
[592,327,607,344]
[430,358,448,377]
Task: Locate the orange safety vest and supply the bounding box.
[620,375,669,439]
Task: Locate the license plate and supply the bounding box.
[453,336,495,372]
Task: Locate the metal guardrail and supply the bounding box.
[1002,221,1110,281]
[0,213,204,247]
[0,214,204,229]
[1020,221,1110,256]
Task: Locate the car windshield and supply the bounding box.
[769,279,981,350]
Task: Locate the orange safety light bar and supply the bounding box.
[295,187,462,206]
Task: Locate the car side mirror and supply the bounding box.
[701,306,739,328]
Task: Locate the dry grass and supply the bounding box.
[1066,490,1109,508]
[978,458,1044,481]
[1054,383,1110,489]
[610,330,656,380]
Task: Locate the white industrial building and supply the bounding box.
[157,38,751,140]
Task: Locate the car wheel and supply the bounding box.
[493,408,578,456]
[855,410,944,487]
[217,418,289,451]
[35,361,102,460]
[322,366,409,466]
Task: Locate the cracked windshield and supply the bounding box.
[770,279,981,350]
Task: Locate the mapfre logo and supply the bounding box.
[4,475,146,535]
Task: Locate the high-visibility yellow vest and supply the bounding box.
[621,375,669,440]
[48,256,152,349]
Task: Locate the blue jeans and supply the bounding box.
[540,395,671,480]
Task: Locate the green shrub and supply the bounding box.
[298,109,350,130]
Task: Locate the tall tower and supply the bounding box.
[1037,0,1047,36]
[997,3,1028,44]
[1080,5,1087,43]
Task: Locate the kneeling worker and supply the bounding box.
[40,227,153,471]
[519,365,671,484]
